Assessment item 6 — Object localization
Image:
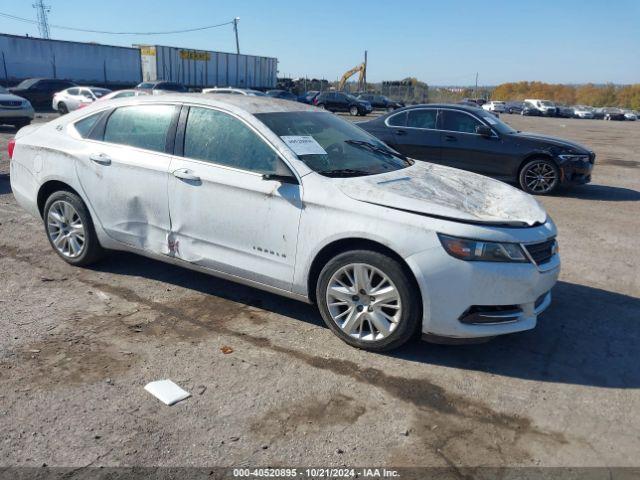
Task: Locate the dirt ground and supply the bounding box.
[0,111,638,470]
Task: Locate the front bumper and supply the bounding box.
[406,245,560,339]
[0,106,35,122]
[559,158,594,185]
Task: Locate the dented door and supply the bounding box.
[166,158,302,290]
[166,106,302,291]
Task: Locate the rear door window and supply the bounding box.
[407,109,438,129]
[387,111,407,127]
[183,107,280,174]
[103,105,176,152]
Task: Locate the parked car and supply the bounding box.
[314,91,372,116]
[573,105,594,119]
[356,94,404,111]
[0,86,34,129]
[555,104,575,118]
[524,99,557,116]
[505,101,525,114]
[52,87,112,114]
[297,91,320,104]
[8,78,77,109]
[136,81,188,94]
[8,94,559,351]
[95,89,151,103]
[482,101,506,113]
[623,110,637,121]
[358,104,595,194]
[602,108,626,121]
[202,87,266,96]
[521,102,544,116]
[265,89,298,101]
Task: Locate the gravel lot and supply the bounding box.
[0,111,638,469]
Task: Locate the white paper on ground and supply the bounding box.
[280,135,327,155]
[144,380,191,406]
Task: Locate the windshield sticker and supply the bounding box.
[281,135,327,155]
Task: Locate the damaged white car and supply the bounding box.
[9,94,560,351]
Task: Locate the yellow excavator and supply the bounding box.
[338,62,366,91]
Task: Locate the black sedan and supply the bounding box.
[356,94,404,111]
[358,104,595,194]
[313,91,372,116]
[8,78,76,109]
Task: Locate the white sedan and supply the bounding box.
[482,101,506,113]
[52,86,111,114]
[9,94,560,351]
[0,86,34,129]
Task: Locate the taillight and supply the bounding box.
[8,138,15,159]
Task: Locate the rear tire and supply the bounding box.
[43,190,105,266]
[316,250,420,351]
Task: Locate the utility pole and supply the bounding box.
[233,17,240,54]
[474,72,478,100]
[33,0,51,39]
[363,50,367,92]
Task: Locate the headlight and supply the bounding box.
[438,234,528,263]
[558,153,590,161]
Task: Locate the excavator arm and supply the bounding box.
[338,63,366,91]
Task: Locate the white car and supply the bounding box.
[95,89,150,102]
[202,87,266,96]
[623,110,637,121]
[9,94,560,351]
[482,101,506,113]
[573,106,594,119]
[0,86,34,129]
[52,87,112,114]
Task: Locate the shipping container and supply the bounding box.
[137,44,277,89]
[0,33,142,86]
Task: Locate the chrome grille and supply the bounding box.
[0,100,22,108]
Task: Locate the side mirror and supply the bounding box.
[476,125,493,137]
[262,160,299,184]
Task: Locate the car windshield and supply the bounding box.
[137,82,154,89]
[346,94,358,101]
[540,101,554,107]
[477,111,518,134]
[256,111,412,177]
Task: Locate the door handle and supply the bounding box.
[395,129,408,136]
[444,135,457,142]
[89,153,111,165]
[173,168,201,182]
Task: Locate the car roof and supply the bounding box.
[391,103,486,114]
[97,92,317,114]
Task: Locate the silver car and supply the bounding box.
[0,86,34,129]
[9,94,559,351]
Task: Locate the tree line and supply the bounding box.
[491,82,640,109]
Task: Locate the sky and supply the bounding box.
[0,0,638,85]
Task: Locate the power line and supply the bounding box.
[32,0,50,39]
[0,11,235,35]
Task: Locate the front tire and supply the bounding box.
[316,250,420,351]
[58,102,69,115]
[349,105,359,116]
[43,190,105,266]
[519,158,560,195]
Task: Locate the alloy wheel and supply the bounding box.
[350,106,359,116]
[523,161,558,193]
[46,200,86,258]
[325,263,402,341]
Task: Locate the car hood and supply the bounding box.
[0,92,27,102]
[335,162,547,227]
[511,131,589,152]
